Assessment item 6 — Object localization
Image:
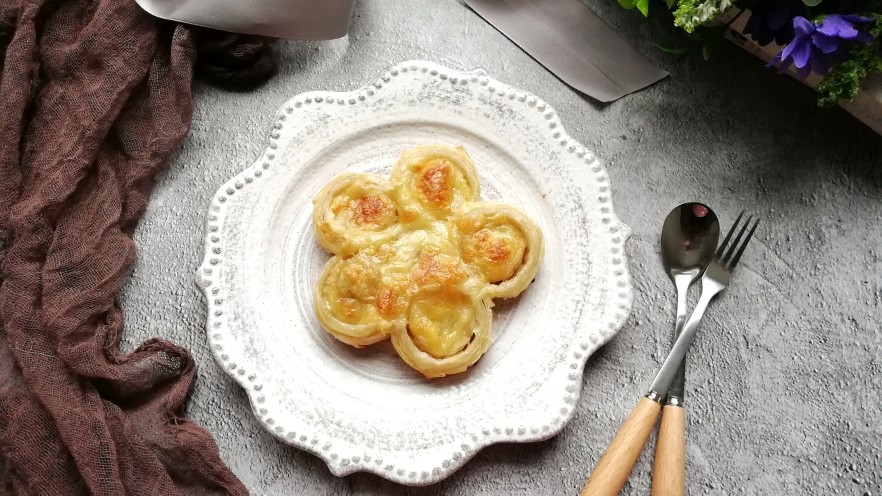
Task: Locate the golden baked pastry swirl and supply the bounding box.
[391,145,480,223]
[454,202,544,299]
[313,173,402,257]
[391,279,492,378]
[312,144,544,378]
[314,254,402,347]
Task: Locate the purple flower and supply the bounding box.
[767,14,875,79]
[817,14,874,43]
[740,0,807,46]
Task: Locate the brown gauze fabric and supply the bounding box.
[0,0,275,494]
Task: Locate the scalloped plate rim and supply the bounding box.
[196,59,633,486]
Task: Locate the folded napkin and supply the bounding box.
[136,0,355,39]
[465,0,668,102]
[0,1,274,494]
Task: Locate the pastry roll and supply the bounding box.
[391,278,492,378]
[455,203,544,298]
[314,255,404,347]
[390,145,480,223]
[311,144,545,378]
[313,173,402,257]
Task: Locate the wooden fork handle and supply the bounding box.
[651,404,686,496]
[580,397,661,496]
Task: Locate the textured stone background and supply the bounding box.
[119,0,882,494]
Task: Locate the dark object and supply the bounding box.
[464,0,668,103]
[739,0,806,46]
[0,0,275,494]
[196,32,278,91]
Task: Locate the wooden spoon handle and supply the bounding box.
[580,396,661,496]
[651,404,686,496]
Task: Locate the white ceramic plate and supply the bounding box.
[197,60,632,485]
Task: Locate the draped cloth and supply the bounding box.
[0,0,275,493]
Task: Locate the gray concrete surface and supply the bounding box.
[119,0,882,494]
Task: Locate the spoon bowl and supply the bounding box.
[661,203,720,285]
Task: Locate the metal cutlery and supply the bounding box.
[580,212,759,496]
[651,203,719,496]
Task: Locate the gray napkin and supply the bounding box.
[135,0,355,40]
[464,0,668,102]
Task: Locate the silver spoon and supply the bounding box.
[651,202,719,496]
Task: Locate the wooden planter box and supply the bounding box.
[722,9,882,135]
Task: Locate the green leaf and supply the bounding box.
[636,0,650,16]
[665,0,676,9]
[816,17,882,106]
[618,0,638,9]
[802,0,824,6]
[651,42,690,54]
[702,43,712,60]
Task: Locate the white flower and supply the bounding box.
[696,3,716,23]
[674,0,732,32]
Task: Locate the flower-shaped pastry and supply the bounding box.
[313,145,544,378]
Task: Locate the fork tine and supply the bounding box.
[729,218,760,269]
[723,215,753,263]
[715,211,745,259]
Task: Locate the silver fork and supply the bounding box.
[646,211,760,399]
[580,211,760,496]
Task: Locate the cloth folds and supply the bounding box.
[0,0,275,494]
